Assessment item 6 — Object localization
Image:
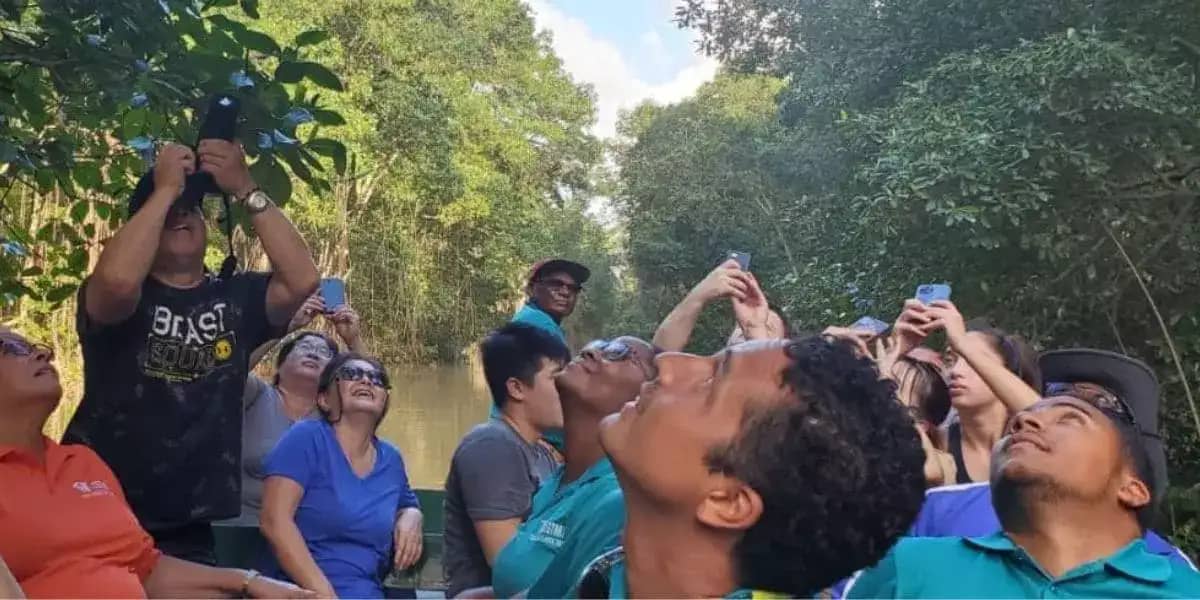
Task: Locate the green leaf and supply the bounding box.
[232,27,280,55]
[239,0,260,18]
[251,158,292,205]
[275,61,304,84]
[300,62,343,91]
[294,29,330,47]
[311,109,346,126]
[45,284,75,304]
[74,162,103,190]
[70,200,89,223]
[306,138,348,174]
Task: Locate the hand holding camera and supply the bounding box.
[153,144,196,198]
[198,139,255,200]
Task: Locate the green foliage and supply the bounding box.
[0,0,347,305]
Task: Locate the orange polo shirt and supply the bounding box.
[0,437,161,598]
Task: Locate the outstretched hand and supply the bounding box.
[690,260,753,304]
[197,139,256,199]
[288,294,326,332]
[919,300,968,349]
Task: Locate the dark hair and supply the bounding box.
[1106,410,1158,529]
[704,336,925,596]
[896,356,951,425]
[273,332,339,385]
[316,352,390,430]
[481,323,570,409]
[968,325,1042,392]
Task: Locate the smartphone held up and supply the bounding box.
[915,283,952,305]
[320,278,346,314]
[727,251,751,271]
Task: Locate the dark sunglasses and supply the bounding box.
[335,365,390,389]
[0,337,54,361]
[1044,381,1138,428]
[536,278,584,294]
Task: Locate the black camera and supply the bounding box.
[127,94,241,216]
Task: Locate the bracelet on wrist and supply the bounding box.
[240,569,259,598]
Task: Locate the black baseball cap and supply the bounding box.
[528,258,591,286]
[1039,348,1168,498]
[127,171,211,218]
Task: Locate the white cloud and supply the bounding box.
[525,0,718,139]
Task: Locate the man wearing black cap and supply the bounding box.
[849,348,1200,598]
[512,258,590,346]
[63,140,318,564]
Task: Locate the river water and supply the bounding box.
[376,363,492,489]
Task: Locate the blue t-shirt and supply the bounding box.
[264,419,420,598]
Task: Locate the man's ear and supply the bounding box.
[695,475,763,533]
[506,376,528,404]
[1116,470,1152,513]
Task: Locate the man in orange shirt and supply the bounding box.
[0,325,312,598]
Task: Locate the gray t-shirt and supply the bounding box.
[219,375,306,526]
[443,418,558,598]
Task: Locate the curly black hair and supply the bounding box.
[704,336,926,596]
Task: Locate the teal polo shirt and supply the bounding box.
[512,302,567,344]
[491,458,624,598]
[601,550,787,599]
[846,534,1200,599]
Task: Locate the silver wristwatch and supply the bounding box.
[243,188,273,214]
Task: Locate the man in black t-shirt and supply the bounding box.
[63,141,318,564]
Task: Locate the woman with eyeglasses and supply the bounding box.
[260,353,423,599]
[226,294,366,527]
[486,336,657,599]
[0,326,311,598]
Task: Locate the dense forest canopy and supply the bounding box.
[1,0,1198,556]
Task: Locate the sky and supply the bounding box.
[525,0,718,139]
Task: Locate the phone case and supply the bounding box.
[320,278,345,311]
[916,284,952,304]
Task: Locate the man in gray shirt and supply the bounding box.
[443,323,569,597]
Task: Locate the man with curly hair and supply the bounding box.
[568,337,926,598]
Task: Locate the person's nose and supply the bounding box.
[32,346,52,363]
[1009,410,1044,434]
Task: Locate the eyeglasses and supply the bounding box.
[582,339,656,378]
[1044,381,1138,428]
[293,338,335,359]
[0,337,54,361]
[536,278,583,294]
[335,365,390,389]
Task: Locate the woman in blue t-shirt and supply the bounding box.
[260,352,423,599]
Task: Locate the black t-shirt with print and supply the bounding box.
[63,272,281,529]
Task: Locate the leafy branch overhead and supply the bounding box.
[0,0,348,304]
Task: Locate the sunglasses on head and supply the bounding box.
[335,365,389,389]
[0,337,54,361]
[1044,381,1138,428]
[537,278,583,294]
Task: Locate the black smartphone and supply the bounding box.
[197,94,240,142]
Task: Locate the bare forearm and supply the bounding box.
[252,207,319,299]
[956,336,1040,412]
[652,295,707,352]
[87,190,174,320]
[261,518,332,595]
[143,555,246,598]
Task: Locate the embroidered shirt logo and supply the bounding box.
[72,480,114,497]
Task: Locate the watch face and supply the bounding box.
[248,190,269,210]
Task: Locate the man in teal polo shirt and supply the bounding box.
[490,337,655,599]
[500,259,590,450]
[847,388,1200,598]
[512,258,590,345]
[571,337,927,598]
